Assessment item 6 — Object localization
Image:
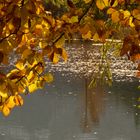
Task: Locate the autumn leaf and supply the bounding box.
[69,16,79,23]
[93,33,100,41]
[96,0,106,10]
[82,31,92,39]
[14,95,24,106]
[2,105,10,117]
[0,91,8,98]
[28,83,38,93]
[6,96,15,109]
[44,73,53,83]
[55,36,65,48]
[53,53,60,64]
[111,10,120,23]
[84,0,92,4]
[15,60,25,70]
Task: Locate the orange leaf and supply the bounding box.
[14,95,24,106]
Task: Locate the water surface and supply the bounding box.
[0,41,140,140]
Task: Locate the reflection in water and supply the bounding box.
[83,78,105,132]
[0,74,140,140]
[0,40,140,140]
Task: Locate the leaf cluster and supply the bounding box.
[0,0,140,116]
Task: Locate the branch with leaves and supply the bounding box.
[0,0,140,116]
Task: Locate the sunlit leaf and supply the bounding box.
[129,16,135,27]
[55,36,65,48]
[82,31,92,39]
[0,91,8,98]
[6,96,15,109]
[111,11,120,22]
[22,49,32,59]
[83,0,91,3]
[14,95,24,106]
[28,83,38,93]
[111,0,118,7]
[69,16,79,23]
[96,0,106,10]
[93,33,99,42]
[2,105,10,116]
[15,60,25,70]
[44,73,53,83]
[53,53,60,64]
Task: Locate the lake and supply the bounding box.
[0,41,140,140]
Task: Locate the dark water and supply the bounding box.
[0,73,140,140]
[0,41,140,140]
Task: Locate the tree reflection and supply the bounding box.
[83,78,105,132]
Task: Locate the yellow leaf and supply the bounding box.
[2,105,10,116]
[44,73,53,83]
[107,8,116,14]
[62,49,68,61]
[6,96,15,109]
[22,49,32,59]
[8,22,14,30]
[123,10,131,19]
[53,53,60,64]
[15,60,24,70]
[132,9,140,20]
[28,83,38,93]
[82,31,92,39]
[27,71,35,83]
[103,0,109,6]
[111,0,118,7]
[14,95,24,106]
[69,16,79,23]
[55,36,65,48]
[84,0,91,3]
[42,19,50,29]
[0,90,8,98]
[129,16,135,27]
[18,84,26,93]
[96,0,106,10]
[93,33,99,42]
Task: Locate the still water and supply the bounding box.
[0,41,140,140]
